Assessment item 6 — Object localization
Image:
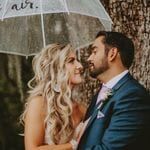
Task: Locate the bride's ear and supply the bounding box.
[108,47,119,62]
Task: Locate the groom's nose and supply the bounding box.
[87,54,93,62]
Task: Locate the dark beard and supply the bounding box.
[89,58,109,78]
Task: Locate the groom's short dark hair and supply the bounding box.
[96,31,135,69]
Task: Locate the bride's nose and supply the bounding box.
[76,61,83,70]
[75,61,84,74]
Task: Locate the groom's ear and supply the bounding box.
[108,47,119,62]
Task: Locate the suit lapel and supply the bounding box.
[78,73,134,149]
[112,73,132,91]
[83,87,101,121]
[84,100,104,131]
[83,73,132,133]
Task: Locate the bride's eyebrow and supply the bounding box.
[67,56,75,62]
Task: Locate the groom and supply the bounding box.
[77,31,150,150]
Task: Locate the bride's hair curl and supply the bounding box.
[21,43,75,144]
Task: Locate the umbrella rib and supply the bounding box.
[1,0,9,20]
[62,0,70,14]
[96,0,113,23]
[40,0,46,48]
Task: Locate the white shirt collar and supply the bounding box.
[103,70,129,89]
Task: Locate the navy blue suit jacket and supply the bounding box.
[77,73,150,150]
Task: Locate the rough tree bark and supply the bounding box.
[101,0,150,90]
[80,0,150,104]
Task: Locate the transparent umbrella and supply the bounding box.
[0,0,112,56]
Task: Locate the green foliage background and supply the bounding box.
[0,54,33,150]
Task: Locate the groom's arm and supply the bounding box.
[84,88,150,150]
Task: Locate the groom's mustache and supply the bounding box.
[87,61,94,68]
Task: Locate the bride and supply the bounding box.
[20,44,86,150]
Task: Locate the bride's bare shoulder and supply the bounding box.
[28,96,44,106]
[27,96,47,116]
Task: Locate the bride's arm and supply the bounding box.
[24,96,72,150]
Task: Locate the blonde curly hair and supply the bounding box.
[21,43,75,144]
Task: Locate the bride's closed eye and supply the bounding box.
[67,57,75,63]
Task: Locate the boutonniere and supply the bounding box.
[97,88,114,118]
[100,88,113,103]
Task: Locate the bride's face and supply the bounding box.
[65,51,83,87]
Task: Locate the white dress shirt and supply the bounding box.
[77,70,129,141]
[96,70,129,104]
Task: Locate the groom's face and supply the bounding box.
[87,36,109,78]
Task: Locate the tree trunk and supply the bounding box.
[79,0,150,105]
[101,0,150,90]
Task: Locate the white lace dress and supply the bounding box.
[44,122,53,144]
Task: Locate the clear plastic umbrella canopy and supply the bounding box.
[0,0,112,56]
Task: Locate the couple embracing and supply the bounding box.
[21,31,150,150]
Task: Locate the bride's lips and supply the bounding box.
[75,70,83,75]
[75,68,84,74]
